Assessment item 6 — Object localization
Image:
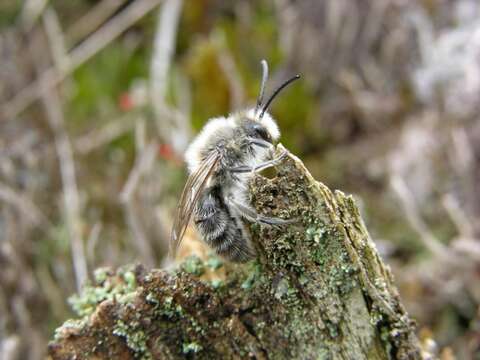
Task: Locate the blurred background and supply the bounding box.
[0,0,479,358]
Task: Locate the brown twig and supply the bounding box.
[150,0,190,152]
[442,193,474,239]
[86,222,103,266]
[0,335,21,360]
[120,130,158,267]
[390,175,450,259]
[40,86,88,290]
[74,114,137,155]
[20,0,49,31]
[67,0,128,45]
[39,8,88,290]
[42,7,69,73]
[120,142,158,203]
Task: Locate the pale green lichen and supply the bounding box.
[241,275,255,290]
[305,219,358,298]
[298,275,309,286]
[272,277,302,308]
[240,262,262,290]
[210,279,223,289]
[316,348,332,360]
[325,320,340,338]
[113,320,151,360]
[273,278,290,300]
[93,267,110,283]
[68,266,139,317]
[68,283,112,317]
[182,342,203,354]
[305,226,327,244]
[123,269,137,289]
[154,293,207,340]
[370,306,385,326]
[53,318,88,341]
[156,296,184,318]
[181,255,205,276]
[206,255,223,270]
[145,292,159,305]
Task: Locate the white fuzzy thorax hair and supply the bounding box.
[184,108,280,174]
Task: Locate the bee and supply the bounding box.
[171,60,300,262]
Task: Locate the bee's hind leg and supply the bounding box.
[228,151,288,174]
[226,196,297,226]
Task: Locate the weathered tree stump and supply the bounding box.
[48,147,421,359]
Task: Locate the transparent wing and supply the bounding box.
[170,150,220,257]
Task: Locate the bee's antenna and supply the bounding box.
[255,60,269,115]
[260,74,300,119]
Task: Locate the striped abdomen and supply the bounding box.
[194,186,254,262]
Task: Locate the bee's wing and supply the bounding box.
[170,150,220,257]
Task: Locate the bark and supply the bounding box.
[48,146,421,360]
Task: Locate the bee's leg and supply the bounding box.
[194,189,228,243]
[228,151,288,174]
[195,188,255,262]
[226,196,297,226]
[246,137,274,150]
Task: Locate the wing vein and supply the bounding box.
[170,150,220,257]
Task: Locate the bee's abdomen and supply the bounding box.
[194,187,254,262]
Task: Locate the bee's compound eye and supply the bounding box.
[252,124,272,143]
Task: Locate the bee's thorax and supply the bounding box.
[185,109,278,175]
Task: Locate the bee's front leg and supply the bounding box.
[227,151,288,174]
[246,137,273,150]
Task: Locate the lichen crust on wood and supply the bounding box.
[48,146,421,360]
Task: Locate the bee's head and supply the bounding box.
[242,59,299,143]
[242,109,280,143]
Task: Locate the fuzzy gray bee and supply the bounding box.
[170,60,299,262]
